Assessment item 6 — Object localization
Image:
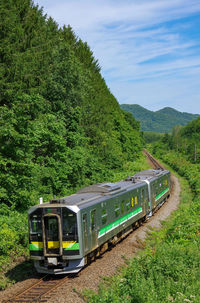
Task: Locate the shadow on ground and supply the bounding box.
[4,259,39,284]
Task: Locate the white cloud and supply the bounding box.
[111,73,200,114]
[35,0,200,113]
[39,0,200,31]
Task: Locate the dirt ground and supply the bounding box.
[0,174,180,303]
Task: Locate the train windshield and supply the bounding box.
[62,208,78,241]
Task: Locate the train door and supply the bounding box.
[143,181,152,217]
[82,213,89,252]
[141,188,145,213]
[90,209,98,250]
[43,213,62,256]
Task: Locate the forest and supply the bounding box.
[0,0,143,288]
[153,117,200,163]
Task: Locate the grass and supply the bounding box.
[83,159,200,303]
[0,206,32,290]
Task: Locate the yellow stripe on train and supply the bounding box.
[47,241,77,249]
[62,241,77,248]
[48,241,59,249]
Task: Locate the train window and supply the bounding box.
[91,209,96,231]
[121,200,125,213]
[44,216,58,241]
[62,209,77,241]
[126,201,131,211]
[82,214,88,250]
[101,208,107,225]
[82,214,87,233]
[115,203,120,217]
[152,187,155,197]
[135,196,138,205]
[142,189,145,201]
[30,215,42,234]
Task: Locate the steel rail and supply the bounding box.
[4,275,68,303]
[143,149,164,170]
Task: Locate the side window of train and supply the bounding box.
[152,185,154,197]
[126,200,131,211]
[156,182,159,192]
[121,200,125,214]
[91,209,96,231]
[101,207,107,225]
[82,214,88,250]
[142,189,145,201]
[115,202,120,217]
[131,197,134,207]
[82,214,87,233]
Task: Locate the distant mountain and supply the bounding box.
[120,104,199,133]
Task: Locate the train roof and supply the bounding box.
[28,169,169,214]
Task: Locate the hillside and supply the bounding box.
[0,0,142,210]
[120,104,199,133]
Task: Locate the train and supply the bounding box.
[28,168,171,274]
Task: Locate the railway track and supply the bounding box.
[4,275,68,303]
[143,149,164,169]
[4,151,164,303]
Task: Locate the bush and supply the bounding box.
[0,206,28,259]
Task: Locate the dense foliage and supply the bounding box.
[0,0,142,211]
[153,117,200,163]
[143,131,164,144]
[0,203,30,289]
[120,104,199,133]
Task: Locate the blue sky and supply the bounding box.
[35,0,200,114]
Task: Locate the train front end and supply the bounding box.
[28,203,84,274]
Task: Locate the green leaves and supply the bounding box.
[0,208,28,257]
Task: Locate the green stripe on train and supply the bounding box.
[29,243,43,251]
[98,206,142,238]
[155,187,169,201]
[64,242,80,250]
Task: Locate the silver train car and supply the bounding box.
[28,169,171,274]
